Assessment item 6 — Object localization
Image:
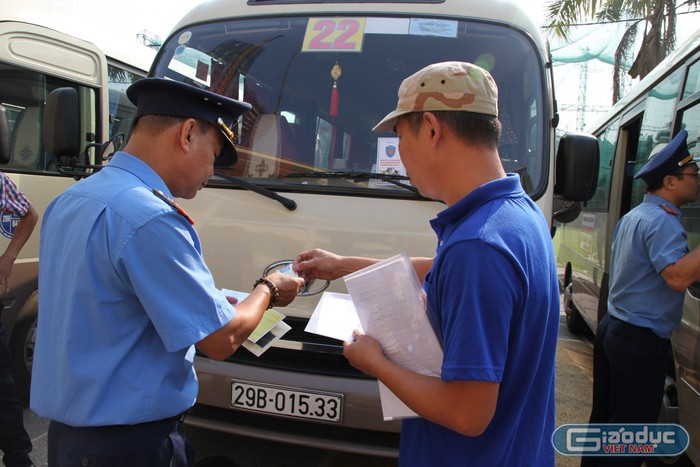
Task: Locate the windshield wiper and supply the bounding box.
[214,172,297,211]
[286,171,423,195]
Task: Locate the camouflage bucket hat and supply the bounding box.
[373,61,498,133]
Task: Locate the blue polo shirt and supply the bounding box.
[607,194,688,338]
[399,174,559,466]
[31,152,234,426]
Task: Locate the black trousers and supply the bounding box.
[581,314,669,467]
[48,416,194,467]
[0,308,33,467]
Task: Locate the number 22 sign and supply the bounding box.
[302,18,366,52]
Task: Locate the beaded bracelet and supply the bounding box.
[253,277,279,309]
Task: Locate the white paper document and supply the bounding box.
[343,253,443,420]
[305,291,423,419]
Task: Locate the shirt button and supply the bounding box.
[81,458,90,466]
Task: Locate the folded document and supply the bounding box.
[305,253,443,420]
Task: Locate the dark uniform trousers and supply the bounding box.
[0,306,34,467]
[581,314,669,467]
[48,415,194,467]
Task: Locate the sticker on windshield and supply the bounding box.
[375,137,409,185]
[178,31,192,45]
[409,18,458,38]
[302,18,366,52]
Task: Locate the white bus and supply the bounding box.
[3,0,597,458]
[124,0,596,456]
[556,28,700,466]
[0,0,155,403]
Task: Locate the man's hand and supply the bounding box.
[0,254,15,293]
[264,271,304,307]
[292,249,346,281]
[342,329,385,377]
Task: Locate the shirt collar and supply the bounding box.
[437,173,524,224]
[107,151,172,197]
[643,193,682,218]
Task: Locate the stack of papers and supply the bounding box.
[305,253,443,420]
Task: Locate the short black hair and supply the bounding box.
[403,111,501,147]
[133,114,209,136]
[646,173,687,193]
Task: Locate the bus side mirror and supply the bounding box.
[43,87,81,165]
[554,132,599,202]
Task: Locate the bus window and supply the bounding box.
[682,59,700,99]
[154,15,548,198]
[630,68,684,208]
[679,99,700,248]
[0,62,95,174]
[107,63,146,142]
[591,120,620,211]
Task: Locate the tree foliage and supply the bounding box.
[545,0,699,102]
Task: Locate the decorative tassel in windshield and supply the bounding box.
[330,61,341,117]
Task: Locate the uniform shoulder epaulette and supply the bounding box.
[152,188,195,225]
[659,203,680,217]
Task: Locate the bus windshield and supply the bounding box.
[153,14,547,198]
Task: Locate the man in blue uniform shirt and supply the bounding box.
[31,78,304,466]
[584,129,700,467]
[293,61,560,466]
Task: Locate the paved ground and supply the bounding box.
[20,308,595,466]
[555,318,595,466]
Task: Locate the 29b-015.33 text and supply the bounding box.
[230,379,343,423]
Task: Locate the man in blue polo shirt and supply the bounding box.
[584,129,700,467]
[293,61,559,466]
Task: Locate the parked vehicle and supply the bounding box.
[145,0,598,456]
[555,29,700,466]
[0,0,154,403]
[1,0,597,457]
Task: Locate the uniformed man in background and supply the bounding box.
[585,129,700,466]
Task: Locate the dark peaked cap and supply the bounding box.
[126,77,252,167]
[635,129,698,186]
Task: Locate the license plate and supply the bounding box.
[230,380,343,423]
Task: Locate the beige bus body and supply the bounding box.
[0,0,154,403]
[151,0,597,456]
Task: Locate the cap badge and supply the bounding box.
[677,154,694,166]
[217,117,235,141]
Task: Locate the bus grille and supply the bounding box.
[218,316,371,379]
